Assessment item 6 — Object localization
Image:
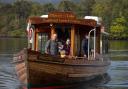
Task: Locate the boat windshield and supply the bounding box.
[37,33,49,53]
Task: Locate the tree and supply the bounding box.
[30,2,43,16]
[0,0,128,38]
[110,16,128,39]
[92,0,113,30]
[79,0,95,16]
[13,0,32,19]
[58,0,77,12]
[42,3,56,14]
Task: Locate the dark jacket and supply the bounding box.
[63,44,70,55]
[45,40,58,55]
[82,38,88,56]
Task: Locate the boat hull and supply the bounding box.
[28,61,109,84]
[13,49,110,88]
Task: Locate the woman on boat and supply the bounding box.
[63,38,71,55]
[45,34,59,55]
[59,38,71,58]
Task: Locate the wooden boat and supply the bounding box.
[13,12,110,89]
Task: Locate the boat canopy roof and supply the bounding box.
[28,12,97,27]
[84,16,102,25]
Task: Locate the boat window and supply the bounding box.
[38,33,49,53]
[55,25,71,42]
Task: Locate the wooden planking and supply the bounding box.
[28,60,108,76]
[15,62,27,84]
[15,62,25,71]
[27,61,108,84]
[19,73,27,84]
[29,17,96,27]
[16,66,26,77]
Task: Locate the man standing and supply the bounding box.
[45,34,58,55]
[82,34,89,58]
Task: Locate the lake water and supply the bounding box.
[0,38,128,89]
[0,38,27,89]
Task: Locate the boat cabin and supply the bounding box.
[27,12,108,59]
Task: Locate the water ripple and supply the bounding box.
[0,55,21,89]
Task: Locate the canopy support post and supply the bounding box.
[71,25,75,56]
[35,32,38,51]
[50,24,55,37]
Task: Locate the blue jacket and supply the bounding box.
[45,40,58,55]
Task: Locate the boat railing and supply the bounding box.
[88,28,96,60]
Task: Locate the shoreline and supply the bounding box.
[0,36,27,38]
[109,39,128,41]
[109,37,128,40]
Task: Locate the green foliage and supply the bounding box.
[79,0,95,15]
[8,29,26,36]
[110,17,128,39]
[58,0,77,12]
[0,0,128,39]
[30,2,43,16]
[42,3,56,14]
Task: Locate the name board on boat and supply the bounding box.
[48,12,76,20]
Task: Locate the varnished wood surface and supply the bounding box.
[13,49,110,85]
[28,12,96,27]
[71,26,75,56]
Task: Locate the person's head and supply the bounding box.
[66,38,70,45]
[51,34,57,40]
[85,34,89,39]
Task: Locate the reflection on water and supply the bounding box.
[0,38,27,89]
[0,38,27,54]
[110,40,128,50]
[0,38,128,89]
[107,61,128,87]
[109,40,128,61]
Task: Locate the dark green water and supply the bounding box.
[0,38,128,89]
[110,40,128,50]
[109,40,128,61]
[0,38,27,54]
[0,38,27,89]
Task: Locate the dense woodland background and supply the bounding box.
[0,0,128,39]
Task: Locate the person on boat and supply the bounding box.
[82,34,89,58]
[45,34,58,55]
[58,41,64,53]
[63,38,71,55]
[59,38,71,58]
